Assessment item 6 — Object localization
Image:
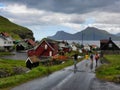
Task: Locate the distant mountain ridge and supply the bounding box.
[0,16,34,40]
[48,27,120,40]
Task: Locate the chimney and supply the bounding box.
[109,37,111,41]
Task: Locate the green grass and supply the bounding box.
[0,58,83,90]
[0,59,26,79]
[96,55,120,83]
[0,16,34,40]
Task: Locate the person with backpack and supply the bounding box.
[73,53,78,70]
[90,54,94,70]
[90,54,93,63]
[95,53,99,67]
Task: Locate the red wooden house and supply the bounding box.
[27,38,59,57]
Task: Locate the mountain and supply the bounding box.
[0,16,34,40]
[48,27,120,40]
[49,31,73,40]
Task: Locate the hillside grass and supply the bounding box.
[96,54,120,83]
[0,16,34,40]
[0,57,83,90]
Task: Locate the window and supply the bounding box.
[45,44,48,50]
[49,51,52,56]
[109,43,112,48]
[4,41,6,44]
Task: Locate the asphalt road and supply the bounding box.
[11,60,120,90]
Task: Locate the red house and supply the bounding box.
[27,38,59,57]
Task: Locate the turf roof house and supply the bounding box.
[16,39,36,51]
[100,37,120,54]
[0,32,14,51]
[27,38,71,58]
[26,55,40,69]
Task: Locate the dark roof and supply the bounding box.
[100,39,109,43]
[100,38,120,50]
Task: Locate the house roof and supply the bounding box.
[27,39,36,46]
[1,32,10,37]
[100,39,109,43]
[35,38,59,51]
[90,45,98,48]
[26,55,40,63]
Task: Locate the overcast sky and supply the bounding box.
[0,0,120,40]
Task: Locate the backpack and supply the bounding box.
[95,55,99,60]
[90,54,93,59]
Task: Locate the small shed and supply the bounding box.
[26,56,40,69]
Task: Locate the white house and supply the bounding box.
[83,44,91,51]
[0,32,14,51]
[71,44,78,51]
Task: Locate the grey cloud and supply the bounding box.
[1,0,119,14]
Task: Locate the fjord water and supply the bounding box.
[67,40,120,47]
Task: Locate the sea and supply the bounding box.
[65,40,120,48]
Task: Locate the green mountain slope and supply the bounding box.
[0,16,34,40]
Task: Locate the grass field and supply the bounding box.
[96,54,120,83]
[0,57,83,90]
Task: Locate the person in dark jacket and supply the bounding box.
[73,53,78,70]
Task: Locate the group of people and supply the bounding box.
[73,52,102,71]
[89,53,100,67]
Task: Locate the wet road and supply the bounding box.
[11,60,120,90]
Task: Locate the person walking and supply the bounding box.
[95,53,99,67]
[73,53,78,70]
[90,54,94,70]
[85,53,89,67]
[90,54,93,63]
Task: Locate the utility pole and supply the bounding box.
[82,31,83,45]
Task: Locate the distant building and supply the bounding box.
[25,39,36,47]
[71,44,78,51]
[100,37,120,54]
[0,32,14,51]
[58,41,71,53]
[16,39,36,51]
[16,40,28,51]
[84,44,91,51]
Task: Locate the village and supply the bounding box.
[0,32,120,68]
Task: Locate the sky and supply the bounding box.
[0,0,120,40]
